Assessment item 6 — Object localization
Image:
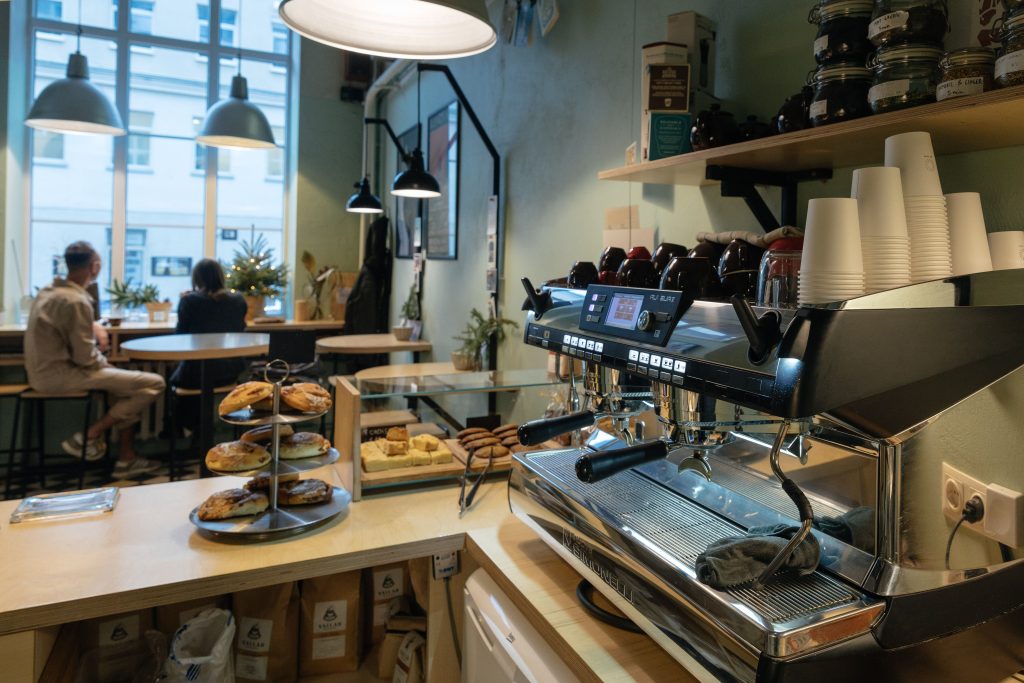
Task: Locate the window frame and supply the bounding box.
[24,0,293,308]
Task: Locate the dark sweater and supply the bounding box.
[169,290,248,389]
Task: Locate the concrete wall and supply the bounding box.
[375,0,1024,374]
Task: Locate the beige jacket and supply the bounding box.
[25,278,107,388]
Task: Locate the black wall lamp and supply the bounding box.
[350,114,442,216]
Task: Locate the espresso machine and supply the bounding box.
[511,272,1024,682]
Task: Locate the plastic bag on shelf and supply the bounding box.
[164,608,235,683]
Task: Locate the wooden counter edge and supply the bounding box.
[0,534,463,637]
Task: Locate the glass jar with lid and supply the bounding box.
[868,44,944,112]
[810,63,874,125]
[996,9,1024,87]
[809,0,876,65]
[868,0,948,48]
[937,48,995,100]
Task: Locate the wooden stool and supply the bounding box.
[166,384,236,481]
[1,384,30,500]
[10,389,104,497]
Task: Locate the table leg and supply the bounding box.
[198,359,213,477]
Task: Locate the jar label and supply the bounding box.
[868,78,911,104]
[810,99,828,118]
[995,50,1024,81]
[868,10,909,39]
[937,77,986,101]
[814,35,829,56]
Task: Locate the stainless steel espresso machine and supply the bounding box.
[510,272,1024,682]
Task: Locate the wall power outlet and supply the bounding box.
[432,550,460,580]
[942,462,1024,548]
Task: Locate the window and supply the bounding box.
[37,0,63,20]
[127,110,153,167]
[266,127,284,178]
[26,4,291,308]
[33,130,64,161]
[197,4,236,46]
[113,0,153,33]
[272,21,288,54]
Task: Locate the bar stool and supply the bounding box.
[11,389,105,496]
[1,384,30,500]
[166,384,237,481]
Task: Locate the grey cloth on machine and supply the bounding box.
[695,524,821,591]
[694,226,804,248]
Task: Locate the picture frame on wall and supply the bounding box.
[426,100,459,260]
[395,125,422,259]
[151,256,192,277]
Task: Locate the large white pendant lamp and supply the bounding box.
[196,0,276,149]
[278,0,496,60]
[26,3,125,136]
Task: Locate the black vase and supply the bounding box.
[617,259,658,288]
[567,261,599,290]
[660,256,714,298]
[718,240,766,299]
[651,242,689,277]
[599,246,628,273]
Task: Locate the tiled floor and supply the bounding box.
[1,452,202,500]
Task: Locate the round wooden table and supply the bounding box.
[122,333,269,473]
[316,333,433,356]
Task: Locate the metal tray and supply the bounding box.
[219,406,329,426]
[189,485,351,542]
[206,447,341,478]
[10,487,120,523]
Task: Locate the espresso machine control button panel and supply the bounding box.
[578,285,689,347]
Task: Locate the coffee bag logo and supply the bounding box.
[110,624,128,642]
[98,615,139,647]
[238,617,273,654]
[373,568,404,600]
[313,600,346,634]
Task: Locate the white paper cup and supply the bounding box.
[988,231,1024,270]
[945,192,993,276]
[802,198,864,275]
[852,167,910,240]
[885,131,943,197]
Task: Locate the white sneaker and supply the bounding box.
[61,433,107,461]
[111,457,160,479]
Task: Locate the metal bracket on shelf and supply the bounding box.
[706,165,833,232]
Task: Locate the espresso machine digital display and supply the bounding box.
[604,293,644,330]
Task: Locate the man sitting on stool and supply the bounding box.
[25,241,165,479]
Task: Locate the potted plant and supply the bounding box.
[107,280,172,323]
[225,234,288,320]
[452,308,519,371]
[394,285,420,341]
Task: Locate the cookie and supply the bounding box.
[457,427,489,439]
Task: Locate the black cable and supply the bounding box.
[444,576,462,669]
[575,580,643,633]
[945,516,966,570]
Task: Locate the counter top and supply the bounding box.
[0,467,508,636]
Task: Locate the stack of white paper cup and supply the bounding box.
[946,192,993,275]
[884,132,953,283]
[851,166,911,293]
[799,198,866,305]
[988,231,1024,270]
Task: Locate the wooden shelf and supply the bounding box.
[599,86,1024,186]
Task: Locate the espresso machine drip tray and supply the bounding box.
[525,448,862,621]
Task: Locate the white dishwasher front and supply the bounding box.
[462,569,581,683]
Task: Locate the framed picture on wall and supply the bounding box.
[151,256,192,277]
[426,100,459,260]
[395,125,422,259]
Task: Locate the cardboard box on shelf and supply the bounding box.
[667,11,716,95]
[299,570,363,675]
[648,111,693,160]
[641,42,688,162]
[233,582,299,683]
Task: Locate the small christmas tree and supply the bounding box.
[225,233,288,298]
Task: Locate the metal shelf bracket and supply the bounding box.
[706,165,833,232]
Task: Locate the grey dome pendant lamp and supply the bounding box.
[196,0,276,149]
[392,68,441,199]
[278,0,496,60]
[346,177,384,214]
[26,0,125,136]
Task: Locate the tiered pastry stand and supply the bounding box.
[189,361,351,542]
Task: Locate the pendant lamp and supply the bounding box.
[346,177,384,213]
[278,0,496,60]
[196,0,276,149]
[392,68,440,198]
[26,2,125,136]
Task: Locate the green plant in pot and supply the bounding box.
[394,285,420,341]
[452,308,518,371]
[225,233,288,320]
[106,280,170,322]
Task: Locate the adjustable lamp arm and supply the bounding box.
[365,117,411,162]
